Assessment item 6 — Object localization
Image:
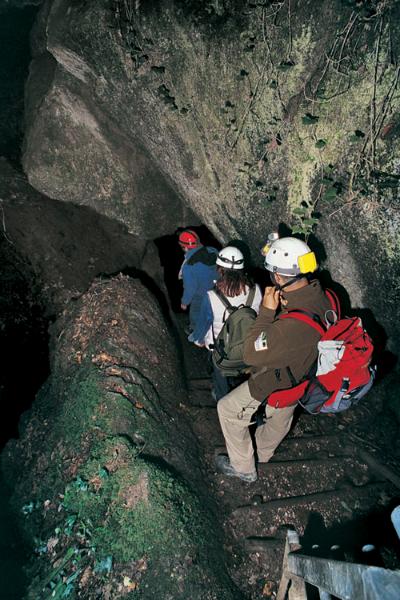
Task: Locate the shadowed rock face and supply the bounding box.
[0,159,160,311]
[0,4,37,160]
[23,1,191,237]
[22,0,400,354]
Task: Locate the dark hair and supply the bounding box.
[215,267,253,297]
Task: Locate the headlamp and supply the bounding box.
[261,232,279,256]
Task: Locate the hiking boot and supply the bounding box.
[215,455,257,483]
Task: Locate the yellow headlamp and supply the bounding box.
[261,232,279,256]
[298,251,317,274]
[261,242,270,257]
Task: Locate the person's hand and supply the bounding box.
[194,341,205,348]
[262,286,280,310]
[181,303,187,310]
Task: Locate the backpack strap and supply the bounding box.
[186,246,217,266]
[279,310,326,337]
[325,288,341,319]
[245,286,256,307]
[213,287,235,313]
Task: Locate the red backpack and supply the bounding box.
[266,290,375,415]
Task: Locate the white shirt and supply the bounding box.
[204,284,262,349]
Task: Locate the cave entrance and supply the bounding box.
[154,224,222,312]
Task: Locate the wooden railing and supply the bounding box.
[277,506,400,600]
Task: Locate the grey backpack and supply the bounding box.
[212,287,257,377]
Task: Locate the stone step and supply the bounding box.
[242,536,285,553]
[212,435,350,462]
[357,448,400,490]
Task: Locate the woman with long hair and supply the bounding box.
[190,246,262,400]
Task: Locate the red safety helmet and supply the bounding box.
[178,230,200,248]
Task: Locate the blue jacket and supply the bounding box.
[192,294,213,342]
[181,246,218,306]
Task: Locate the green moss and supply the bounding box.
[286,24,316,94]
[22,433,232,600]
[50,358,166,454]
[62,439,207,563]
[14,367,235,599]
[283,18,400,235]
[52,369,108,445]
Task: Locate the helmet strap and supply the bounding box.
[271,273,302,291]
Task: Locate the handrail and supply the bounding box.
[277,506,400,600]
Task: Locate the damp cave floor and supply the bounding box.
[173,313,400,599]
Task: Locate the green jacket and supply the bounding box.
[243,280,332,401]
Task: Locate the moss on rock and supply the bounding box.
[2,277,239,599]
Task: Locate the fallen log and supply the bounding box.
[357,448,400,490]
[231,482,387,516]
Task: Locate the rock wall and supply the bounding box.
[1,276,239,599]
[23,0,193,238]
[0,159,175,313]
[22,0,400,355]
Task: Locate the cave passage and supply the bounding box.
[154,224,222,311]
[0,220,399,598]
[0,2,49,443]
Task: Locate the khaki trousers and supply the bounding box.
[217,380,296,474]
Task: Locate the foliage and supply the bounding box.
[288,0,400,237]
[302,113,319,125]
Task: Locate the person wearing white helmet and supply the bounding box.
[263,235,318,286]
[216,234,332,483]
[190,246,262,399]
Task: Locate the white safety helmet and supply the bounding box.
[263,236,317,276]
[216,246,245,270]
